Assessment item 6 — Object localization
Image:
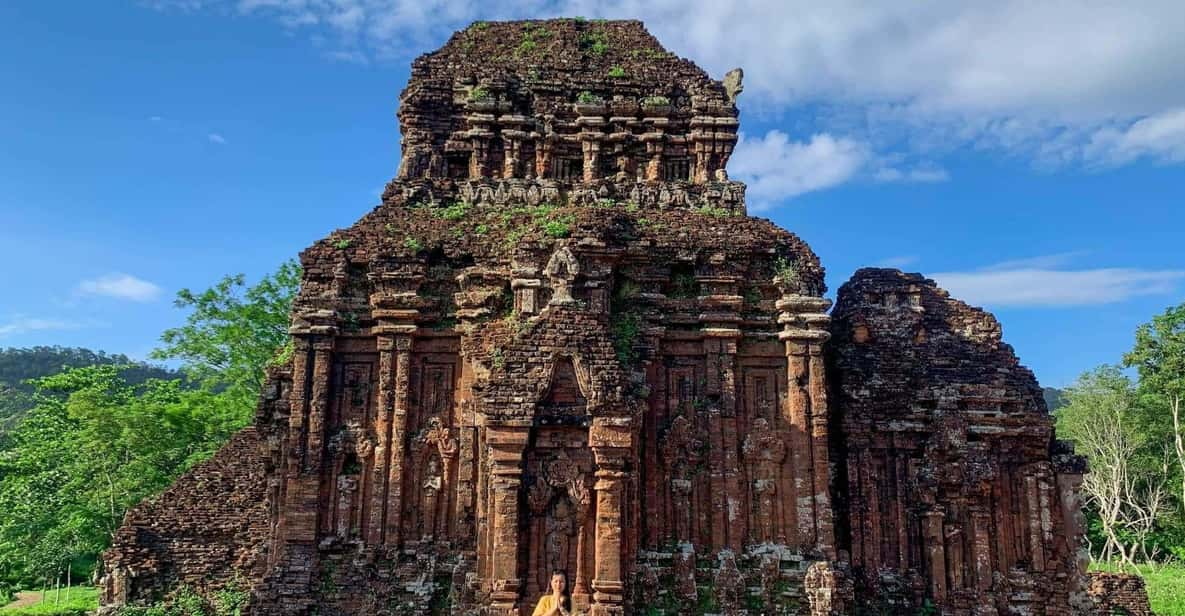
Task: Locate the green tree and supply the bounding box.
[151,260,300,411]
[1056,366,1166,564]
[1125,302,1185,519]
[0,366,244,590]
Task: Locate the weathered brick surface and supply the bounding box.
[828,269,1095,615]
[100,20,1127,616]
[1086,572,1154,616]
[100,427,271,605]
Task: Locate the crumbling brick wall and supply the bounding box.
[827,268,1095,615]
[99,428,270,605]
[1086,572,1155,616]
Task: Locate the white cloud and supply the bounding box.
[877,255,920,269]
[77,273,163,302]
[146,1,1185,170]
[730,130,866,209]
[1084,107,1185,166]
[874,165,949,184]
[931,255,1185,307]
[207,133,227,144]
[0,316,90,338]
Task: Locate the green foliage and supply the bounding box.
[0,347,179,442]
[470,21,488,31]
[580,30,609,56]
[610,280,642,366]
[542,215,575,239]
[0,262,298,593]
[515,24,550,57]
[774,257,801,291]
[467,86,490,102]
[629,48,667,60]
[1058,300,1185,569]
[576,91,601,105]
[608,65,626,78]
[151,261,299,411]
[0,586,98,615]
[668,269,700,300]
[0,368,247,589]
[332,238,350,250]
[474,224,489,235]
[642,95,671,107]
[434,201,470,221]
[693,205,732,218]
[403,237,423,252]
[516,39,537,55]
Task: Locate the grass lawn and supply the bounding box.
[0,587,98,615]
[1091,562,1185,616]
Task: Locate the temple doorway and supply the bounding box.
[520,356,596,614]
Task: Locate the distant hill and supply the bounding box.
[0,346,182,437]
[1043,387,1066,412]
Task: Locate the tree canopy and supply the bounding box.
[0,261,299,600]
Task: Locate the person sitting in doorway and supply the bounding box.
[531,570,572,616]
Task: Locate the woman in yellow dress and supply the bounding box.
[531,570,572,616]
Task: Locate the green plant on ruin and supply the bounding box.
[642,95,671,107]
[467,86,491,102]
[695,585,720,614]
[434,200,470,221]
[608,65,626,78]
[668,269,700,299]
[693,205,732,218]
[404,236,423,252]
[543,214,575,239]
[774,256,801,292]
[503,309,529,336]
[577,90,602,105]
[610,279,643,365]
[580,30,609,56]
[624,200,640,213]
[593,198,616,208]
[630,47,666,60]
[475,223,489,235]
[432,316,458,332]
[333,238,351,249]
[491,349,505,371]
[504,226,528,249]
[339,311,360,333]
[471,20,489,30]
[318,560,338,595]
[517,38,538,55]
[515,24,550,57]
[743,285,763,306]
[428,573,454,616]
[213,574,249,616]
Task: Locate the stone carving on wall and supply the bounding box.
[742,417,787,543]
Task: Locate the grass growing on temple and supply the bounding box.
[1091,562,1185,616]
[0,587,98,615]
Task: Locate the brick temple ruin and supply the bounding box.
[101,19,1108,615]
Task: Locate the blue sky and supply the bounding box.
[1,2,1182,387]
